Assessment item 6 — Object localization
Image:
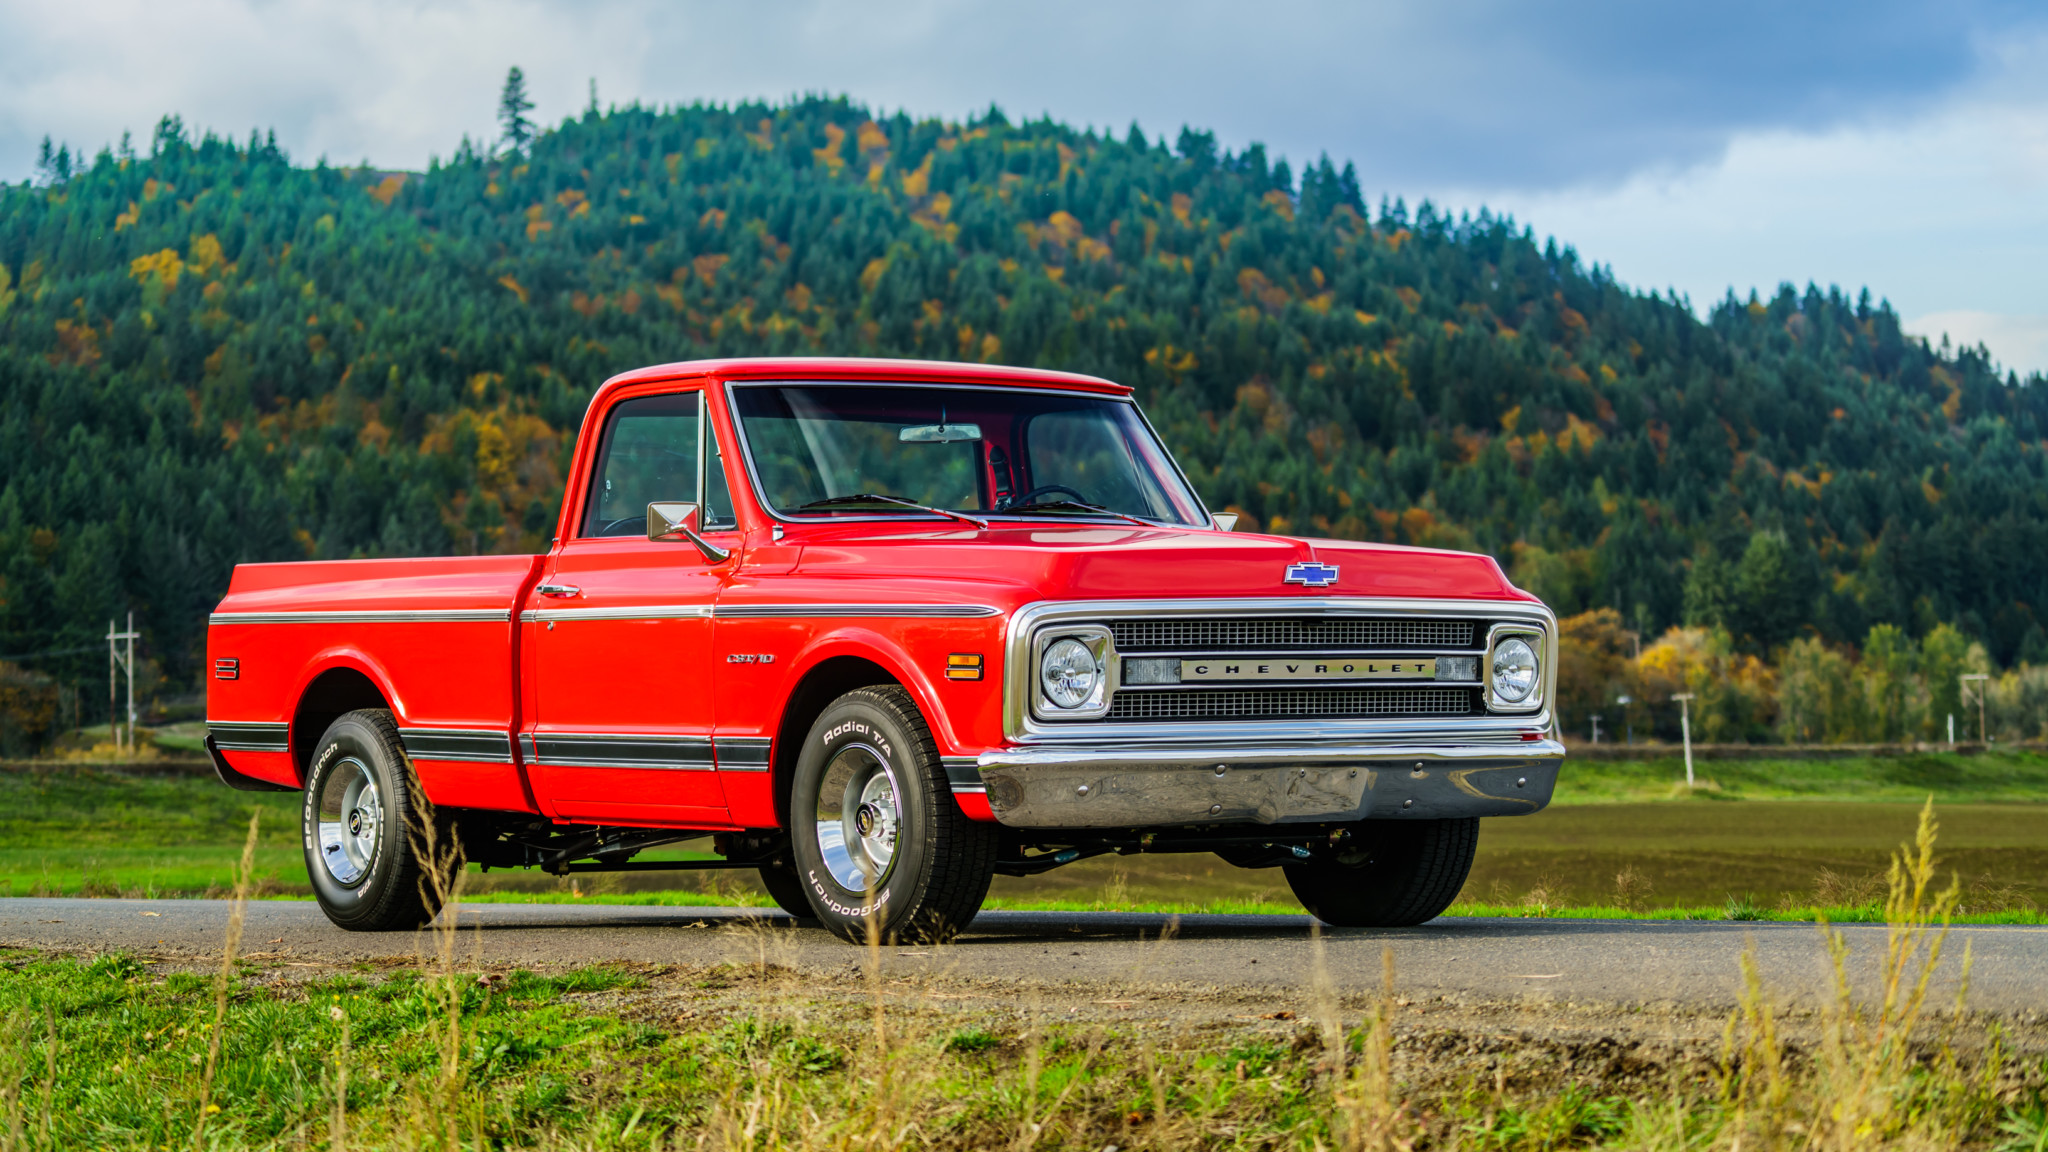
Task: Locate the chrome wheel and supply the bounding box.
[315,755,384,887]
[813,743,900,892]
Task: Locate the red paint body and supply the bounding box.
[206,358,1537,829]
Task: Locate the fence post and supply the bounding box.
[1672,693,1696,789]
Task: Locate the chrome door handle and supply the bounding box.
[537,583,581,598]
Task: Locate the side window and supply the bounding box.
[582,393,700,537]
[703,434,736,529]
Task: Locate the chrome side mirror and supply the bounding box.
[1210,512,1239,532]
[647,502,730,563]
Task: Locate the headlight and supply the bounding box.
[1040,638,1101,709]
[1491,636,1539,703]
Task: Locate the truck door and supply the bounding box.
[526,387,740,826]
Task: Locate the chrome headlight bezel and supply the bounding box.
[1485,625,1545,712]
[1031,626,1116,720]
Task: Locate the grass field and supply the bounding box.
[1,944,2036,1152]
[1,802,2040,1151]
[3,752,2045,922]
[1549,744,2048,803]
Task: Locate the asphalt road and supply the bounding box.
[4,898,2044,1016]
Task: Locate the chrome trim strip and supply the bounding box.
[398,728,515,764]
[1002,597,1559,744]
[941,756,986,793]
[209,609,511,625]
[713,736,773,772]
[207,721,289,753]
[522,605,714,623]
[714,603,1002,619]
[529,732,716,771]
[978,739,1567,770]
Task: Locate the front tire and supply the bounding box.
[1284,818,1479,927]
[788,686,997,943]
[302,709,441,931]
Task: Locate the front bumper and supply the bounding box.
[975,739,1564,828]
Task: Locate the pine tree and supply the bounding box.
[34,137,72,185]
[499,66,536,154]
[1337,160,1364,214]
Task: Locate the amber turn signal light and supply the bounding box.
[945,653,983,681]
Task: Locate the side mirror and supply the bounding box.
[1210,512,1239,532]
[647,502,730,563]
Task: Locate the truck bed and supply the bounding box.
[206,554,545,805]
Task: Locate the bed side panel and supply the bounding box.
[207,555,542,809]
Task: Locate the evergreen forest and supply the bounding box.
[4,94,2047,748]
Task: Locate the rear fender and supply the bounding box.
[286,648,405,779]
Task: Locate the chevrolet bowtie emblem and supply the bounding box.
[1283,561,1340,587]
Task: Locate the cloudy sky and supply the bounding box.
[5,0,2046,374]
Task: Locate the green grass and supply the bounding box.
[0,934,2036,1151]
[1551,745,2048,803]
[0,767,303,897]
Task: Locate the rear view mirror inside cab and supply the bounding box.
[898,422,982,443]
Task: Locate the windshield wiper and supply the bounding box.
[796,493,988,529]
[999,499,1155,527]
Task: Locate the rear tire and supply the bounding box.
[1284,818,1479,927]
[302,709,443,931]
[757,861,816,920]
[788,686,997,943]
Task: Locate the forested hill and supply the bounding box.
[3,99,2047,692]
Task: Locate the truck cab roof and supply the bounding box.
[597,356,1132,399]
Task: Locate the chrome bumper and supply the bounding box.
[974,740,1565,828]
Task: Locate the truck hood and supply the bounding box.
[749,522,1525,606]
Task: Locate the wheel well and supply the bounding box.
[770,656,899,825]
[292,668,391,778]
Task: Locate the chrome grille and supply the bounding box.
[1109,617,1477,652]
[1106,686,1481,721]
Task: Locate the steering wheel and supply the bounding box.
[597,517,643,537]
[1012,484,1088,505]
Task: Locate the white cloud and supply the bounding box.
[4,0,2042,376]
[1433,32,2048,377]
[0,0,2010,187]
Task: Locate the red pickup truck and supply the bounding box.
[206,357,1560,942]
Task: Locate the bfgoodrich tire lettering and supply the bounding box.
[1282,818,1480,927]
[788,686,997,943]
[302,709,441,931]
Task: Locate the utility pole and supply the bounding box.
[1672,692,1696,789]
[106,614,139,755]
[1961,673,1989,745]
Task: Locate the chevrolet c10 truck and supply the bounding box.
[205,357,1561,942]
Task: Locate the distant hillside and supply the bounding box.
[3,99,2046,690]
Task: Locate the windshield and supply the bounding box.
[729,383,1206,525]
